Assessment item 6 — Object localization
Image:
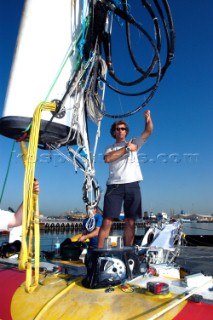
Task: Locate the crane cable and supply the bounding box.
[18,101,56,293]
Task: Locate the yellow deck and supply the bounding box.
[11,275,187,320]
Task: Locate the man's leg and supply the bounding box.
[98,217,113,248]
[124,218,135,246]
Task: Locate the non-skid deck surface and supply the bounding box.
[11,276,187,320]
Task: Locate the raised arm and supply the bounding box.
[141,109,153,142]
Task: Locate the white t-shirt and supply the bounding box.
[0,209,14,231]
[104,135,145,185]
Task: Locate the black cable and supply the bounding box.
[151,0,175,79]
[47,1,175,122]
[91,47,161,119]
[124,0,161,78]
[106,3,159,87]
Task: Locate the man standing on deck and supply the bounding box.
[98,110,153,248]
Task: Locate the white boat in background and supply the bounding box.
[181,219,191,223]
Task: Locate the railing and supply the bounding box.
[40,219,146,231]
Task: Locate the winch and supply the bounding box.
[82,246,141,289]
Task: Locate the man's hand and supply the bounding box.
[144,109,151,123]
[141,109,153,141]
[78,235,87,243]
[126,139,138,152]
[33,179,40,194]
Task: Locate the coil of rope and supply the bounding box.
[18,101,56,293]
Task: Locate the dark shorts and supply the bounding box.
[103,182,142,220]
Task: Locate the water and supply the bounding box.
[1,223,213,252]
[39,229,126,252]
[0,229,125,252]
[181,221,213,236]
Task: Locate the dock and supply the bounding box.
[40,219,145,231]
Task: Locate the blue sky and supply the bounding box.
[0,1,213,216]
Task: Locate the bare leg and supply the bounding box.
[124,218,135,246]
[98,217,113,248]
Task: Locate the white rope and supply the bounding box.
[55,53,96,147]
[85,206,96,232]
[67,145,88,173]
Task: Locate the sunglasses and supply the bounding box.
[116,127,127,131]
